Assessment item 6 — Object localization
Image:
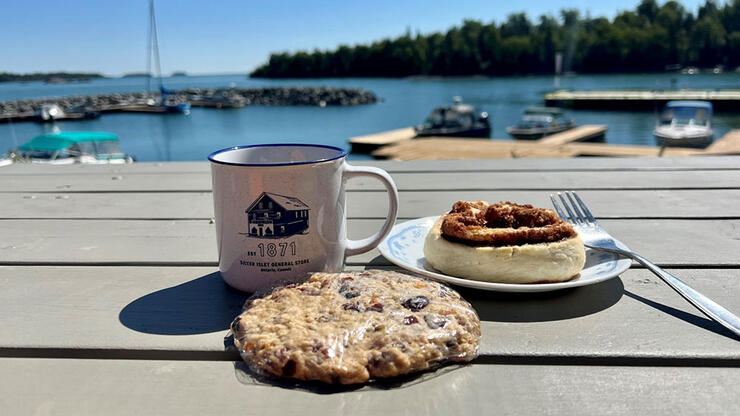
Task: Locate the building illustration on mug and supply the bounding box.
[245,192,310,238]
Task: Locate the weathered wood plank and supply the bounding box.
[0,266,738,360]
[2,358,736,416]
[0,219,738,266]
[2,189,737,220]
[1,157,739,176]
[3,169,740,192]
[0,161,209,175]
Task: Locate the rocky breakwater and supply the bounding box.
[0,87,378,122]
[183,87,378,106]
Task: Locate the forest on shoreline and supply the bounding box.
[0,72,105,83]
[251,0,740,78]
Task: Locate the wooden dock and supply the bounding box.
[372,138,698,160]
[704,129,740,155]
[0,112,36,123]
[348,127,416,153]
[361,123,740,160]
[544,89,740,111]
[350,124,605,154]
[536,125,607,145]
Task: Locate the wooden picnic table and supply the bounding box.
[1,156,739,415]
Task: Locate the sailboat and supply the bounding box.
[124,0,190,114]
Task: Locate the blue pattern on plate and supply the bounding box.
[386,224,426,265]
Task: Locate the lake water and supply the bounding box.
[1,73,739,161]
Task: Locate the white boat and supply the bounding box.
[0,131,134,166]
[36,103,100,122]
[38,104,65,121]
[653,101,714,148]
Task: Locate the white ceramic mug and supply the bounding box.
[208,144,399,292]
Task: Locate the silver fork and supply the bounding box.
[551,191,740,339]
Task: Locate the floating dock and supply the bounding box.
[351,124,607,155]
[544,89,740,111]
[348,127,416,153]
[704,129,740,155]
[367,128,740,160]
[372,138,696,160]
[535,125,607,145]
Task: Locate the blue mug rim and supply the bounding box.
[208,143,348,167]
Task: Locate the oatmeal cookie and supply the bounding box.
[231,270,481,384]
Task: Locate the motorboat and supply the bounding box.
[37,104,65,121]
[414,97,491,138]
[1,131,134,165]
[506,107,576,140]
[36,103,100,122]
[653,101,714,148]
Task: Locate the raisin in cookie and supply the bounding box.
[231,270,480,384]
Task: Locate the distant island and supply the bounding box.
[121,72,152,78]
[171,71,188,76]
[0,72,105,83]
[251,0,740,78]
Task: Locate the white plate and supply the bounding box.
[378,216,632,293]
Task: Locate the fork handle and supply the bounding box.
[627,252,740,339]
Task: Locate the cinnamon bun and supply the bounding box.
[423,201,586,284]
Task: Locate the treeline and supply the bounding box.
[251,0,740,78]
[0,72,105,83]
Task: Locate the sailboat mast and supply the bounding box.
[145,0,152,92]
[149,0,163,90]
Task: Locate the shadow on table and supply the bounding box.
[624,290,740,340]
[119,272,248,335]
[455,277,624,323]
[231,359,469,394]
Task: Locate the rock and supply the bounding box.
[0,87,378,120]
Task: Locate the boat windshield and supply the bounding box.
[424,109,473,128]
[519,114,554,127]
[20,149,74,160]
[94,141,126,158]
[661,107,709,126]
[74,141,97,155]
[424,109,445,128]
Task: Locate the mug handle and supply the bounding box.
[343,163,399,257]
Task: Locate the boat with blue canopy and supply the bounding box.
[1,131,134,165]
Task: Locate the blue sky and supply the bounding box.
[2,0,705,75]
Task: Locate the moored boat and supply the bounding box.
[653,101,714,148]
[506,107,576,140]
[0,131,134,165]
[139,0,190,115]
[36,103,100,122]
[414,97,491,138]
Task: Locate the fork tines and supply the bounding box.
[549,191,596,225]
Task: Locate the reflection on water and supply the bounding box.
[1,73,739,161]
